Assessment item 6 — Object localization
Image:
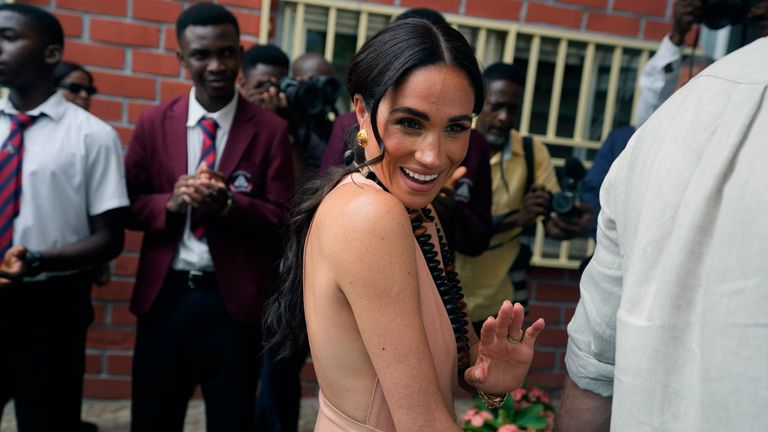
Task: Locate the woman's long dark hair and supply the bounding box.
[263,18,485,357]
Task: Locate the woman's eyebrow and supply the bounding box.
[390,106,429,121]
[390,107,473,124]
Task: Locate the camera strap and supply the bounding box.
[523,135,534,193]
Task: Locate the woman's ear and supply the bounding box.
[353,94,368,130]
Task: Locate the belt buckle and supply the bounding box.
[188,270,204,290]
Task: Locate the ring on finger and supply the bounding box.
[507,331,523,344]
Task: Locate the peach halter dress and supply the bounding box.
[310,174,458,431]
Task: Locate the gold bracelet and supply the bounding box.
[477,389,507,409]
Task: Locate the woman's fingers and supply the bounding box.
[507,302,525,341]
[481,316,497,343]
[464,359,489,385]
[523,318,546,348]
[494,300,514,340]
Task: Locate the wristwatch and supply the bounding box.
[23,250,45,277]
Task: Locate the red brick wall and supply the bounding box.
[23,0,655,399]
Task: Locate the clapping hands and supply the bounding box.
[166,162,229,214]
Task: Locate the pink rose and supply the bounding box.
[462,409,492,427]
[497,425,520,432]
[512,388,526,401]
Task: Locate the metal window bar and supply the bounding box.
[276,0,666,269]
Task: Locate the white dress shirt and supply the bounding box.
[171,88,238,272]
[0,92,129,279]
[566,37,768,431]
[635,35,683,127]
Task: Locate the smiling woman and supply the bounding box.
[264,18,545,432]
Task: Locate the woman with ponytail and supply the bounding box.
[265,18,545,431]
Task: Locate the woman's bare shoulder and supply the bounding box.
[314,177,413,266]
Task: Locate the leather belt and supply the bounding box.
[169,270,218,290]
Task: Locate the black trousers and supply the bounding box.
[254,343,309,432]
[0,272,93,432]
[131,271,262,432]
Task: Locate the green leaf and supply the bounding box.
[514,404,548,429]
[462,425,485,432]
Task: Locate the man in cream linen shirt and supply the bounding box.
[559,37,768,431]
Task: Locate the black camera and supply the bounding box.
[551,157,586,218]
[274,75,341,116]
[701,0,760,29]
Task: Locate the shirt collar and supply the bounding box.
[0,91,68,121]
[494,129,523,163]
[186,87,239,133]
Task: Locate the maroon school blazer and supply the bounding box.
[124,94,294,323]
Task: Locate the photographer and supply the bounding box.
[240,45,339,179]
[454,63,593,334]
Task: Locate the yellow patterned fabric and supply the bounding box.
[456,130,559,322]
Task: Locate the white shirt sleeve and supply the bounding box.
[634,35,683,127]
[564,147,628,397]
[85,125,130,216]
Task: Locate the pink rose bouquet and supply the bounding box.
[461,381,556,432]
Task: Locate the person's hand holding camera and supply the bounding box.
[496,185,551,233]
[241,77,288,113]
[671,0,702,45]
[545,202,594,240]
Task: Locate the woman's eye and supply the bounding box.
[446,124,470,134]
[397,118,422,131]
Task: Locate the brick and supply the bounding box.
[557,0,608,7]
[86,328,136,350]
[161,79,192,100]
[85,354,102,374]
[558,351,566,370]
[644,19,672,40]
[164,27,179,51]
[613,0,667,17]
[232,10,261,36]
[401,0,461,14]
[132,0,183,23]
[91,19,160,48]
[528,372,566,390]
[114,255,139,277]
[92,303,106,325]
[219,0,260,7]
[111,303,137,326]
[531,350,556,370]
[115,126,134,148]
[63,41,125,70]
[90,98,123,122]
[527,304,562,324]
[526,3,583,29]
[58,0,127,17]
[528,266,569,281]
[564,307,576,323]
[92,280,134,301]
[83,377,132,399]
[535,283,580,303]
[54,12,83,38]
[132,50,180,77]
[91,71,155,99]
[587,12,640,37]
[106,354,133,375]
[465,0,522,20]
[124,230,144,252]
[537,328,568,347]
[299,362,316,381]
[301,383,319,398]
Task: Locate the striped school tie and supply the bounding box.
[190,118,218,239]
[0,113,37,256]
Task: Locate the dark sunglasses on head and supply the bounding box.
[59,82,98,96]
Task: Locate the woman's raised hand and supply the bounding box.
[464,301,545,395]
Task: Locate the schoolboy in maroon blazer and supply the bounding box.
[124,4,293,430]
